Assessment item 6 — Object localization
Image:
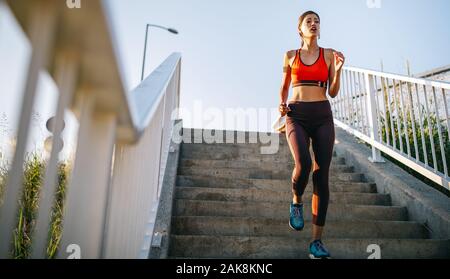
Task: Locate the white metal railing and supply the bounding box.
[330,66,450,191]
[0,0,181,259]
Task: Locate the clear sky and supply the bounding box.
[1,0,449,158]
[106,0,450,131]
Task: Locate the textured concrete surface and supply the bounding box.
[173,199,408,221]
[176,175,378,192]
[151,127,449,259]
[174,186,391,205]
[148,120,182,259]
[172,217,428,239]
[333,126,450,239]
[169,235,450,259]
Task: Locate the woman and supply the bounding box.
[279,10,345,259]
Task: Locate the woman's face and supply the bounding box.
[299,14,320,38]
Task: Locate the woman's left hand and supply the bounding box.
[333,51,345,72]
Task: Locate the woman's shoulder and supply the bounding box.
[323,48,337,64]
[285,49,298,59]
[323,47,340,57]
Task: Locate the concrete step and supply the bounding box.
[176,173,370,192]
[181,142,290,152]
[177,166,357,180]
[175,186,391,205]
[181,143,332,161]
[182,141,289,148]
[176,175,377,193]
[182,152,343,164]
[181,128,290,145]
[180,146,342,163]
[172,216,429,239]
[180,150,290,161]
[181,141,338,154]
[179,158,347,170]
[173,199,408,221]
[169,235,450,259]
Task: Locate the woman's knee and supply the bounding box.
[293,158,312,179]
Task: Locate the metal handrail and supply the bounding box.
[0,0,181,259]
[331,65,450,190]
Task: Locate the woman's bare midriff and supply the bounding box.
[288,86,328,102]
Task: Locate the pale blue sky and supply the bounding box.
[0,0,449,155]
[108,0,450,130]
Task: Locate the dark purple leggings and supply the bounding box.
[285,100,335,227]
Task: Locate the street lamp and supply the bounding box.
[141,23,179,81]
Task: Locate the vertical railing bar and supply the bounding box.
[155,92,167,199]
[356,71,363,133]
[347,70,354,127]
[423,84,438,172]
[442,88,450,141]
[415,83,429,167]
[386,78,397,150]
[341,70,347,123]
[349,70,355,128]
[398,80,412,157]
[431,87,448,177]
[392,79,404,153]
[360,71,365,133]
[0,2,57,258]
[348,71,359,131]
[352,72,364,133]
[356,72,368,135]
[407,81,420,162]
[341,71,346,122]
[380,75,390,146]
[345,70,352,127]
[350,71,359,131]
[364,73,384,162]
[371,74,381,142]
[338,70,346,123]
[31,51,78,259]
[58,94,117,259]
[363,73,370,137]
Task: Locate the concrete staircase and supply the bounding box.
[167,132,450,259]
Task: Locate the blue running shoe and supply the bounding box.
[309,239,331,259]
[289,202,304,231]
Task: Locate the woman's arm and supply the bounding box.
[327,48,345,98]
[279,51,292,104]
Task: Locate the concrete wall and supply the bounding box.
[148,119,182,259]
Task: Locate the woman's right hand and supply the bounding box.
[279,103,291,116]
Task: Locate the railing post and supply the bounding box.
[31,50,78,259]
[364,73,385,163]
[0,0,57,258]
[58,93,117,259]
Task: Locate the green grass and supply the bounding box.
[0,153,70,259]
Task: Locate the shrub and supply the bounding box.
[0,153,70,259]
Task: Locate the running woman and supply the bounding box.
[278,10,345,259]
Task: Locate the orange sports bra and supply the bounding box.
[291,47,329,89]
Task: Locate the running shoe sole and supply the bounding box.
[309,254,332,259]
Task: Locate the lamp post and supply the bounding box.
[141,24,178,81]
